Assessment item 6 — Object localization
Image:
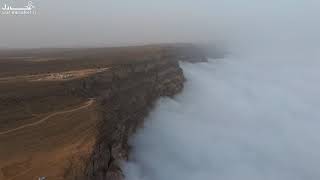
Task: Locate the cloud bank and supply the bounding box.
[123,1,320,179]
[124,53,320,179]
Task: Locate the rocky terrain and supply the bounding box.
[0,44,207,180]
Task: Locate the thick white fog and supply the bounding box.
[124,54,320,179]
[123,1,320,179]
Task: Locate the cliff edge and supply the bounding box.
[0,44,207,180]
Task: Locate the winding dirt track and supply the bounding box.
[0,99,95,136]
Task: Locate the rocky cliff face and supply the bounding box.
[0,44,209,180]
[83,60,184,180]
[73,59,202,180]
[63,46,207,180]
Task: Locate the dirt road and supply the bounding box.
[0,99,95,136]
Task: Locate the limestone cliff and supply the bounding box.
[66,50,206,180]
[80,60,184,180]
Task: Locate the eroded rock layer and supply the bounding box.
[81,58,205,180]
[78,60,183,179]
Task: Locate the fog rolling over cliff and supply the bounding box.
[123,1,320,180]
[125,55,320,179]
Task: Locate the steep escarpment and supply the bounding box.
[74,60,184,180]
[74,57,206,180]
[0,44,207,180]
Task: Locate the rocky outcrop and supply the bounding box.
[63,45,207,180]
[78,60,184,180]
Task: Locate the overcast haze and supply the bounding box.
[0,0,224,48]
[1,0,319,48]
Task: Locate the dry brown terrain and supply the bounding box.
[0,99,99,180]
[0,46,142,180]
[0,44,206,180]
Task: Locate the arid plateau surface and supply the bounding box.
[0,44,208,180]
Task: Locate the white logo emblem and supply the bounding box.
[1,1,36,15]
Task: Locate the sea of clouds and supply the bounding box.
[123,1,320,179]
[124,52,320,179]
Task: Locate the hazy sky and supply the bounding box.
[1,0,319,48]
